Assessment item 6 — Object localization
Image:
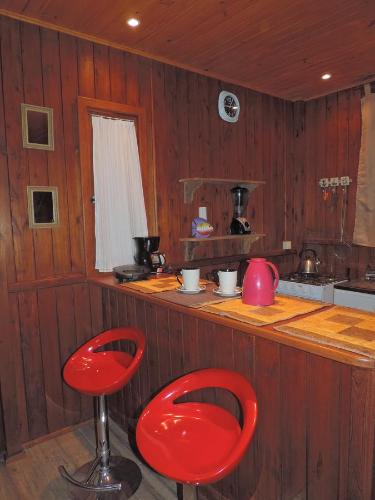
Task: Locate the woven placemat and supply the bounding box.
[153,283,238,308]
[120,276,209,294]
[274,306,375,358]
[201,295,325,326]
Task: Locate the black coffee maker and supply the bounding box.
[133,236,161,269]
[229,186,251,234]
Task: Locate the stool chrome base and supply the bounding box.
[60,456,142,499]
[60,395,141,499]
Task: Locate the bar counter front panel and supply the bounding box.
[89,277,375,500]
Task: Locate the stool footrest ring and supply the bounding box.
[59,465,122,492]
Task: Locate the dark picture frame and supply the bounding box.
[27,186,59,228]
[21,103,54,151]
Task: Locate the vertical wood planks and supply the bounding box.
[38,287,65,433]
[41,28,72,276]
[18,290,48,439]
[307,356,340,499]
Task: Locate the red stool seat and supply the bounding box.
[136,368,257,486]
[59,326,146,497]
[63,326,145,396]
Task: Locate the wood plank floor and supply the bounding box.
[0,419,177,499]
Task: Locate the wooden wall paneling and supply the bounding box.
[0,276,23,455]
[280,346,307,500]
[307,356,340,499]
[78,39,95,97]
[101,287,111,329]
[182,314,199,376]
[18,290,48,439]
[115,292,129,427]
[106,288,122,422]
[124,52,140,107]
[252,337,281,499]
[304,99,322,240]
[168,309,184,381]
[233,331,258,500]
[248,91,265,253]
[56,285,81,426]
[41,28,72,276]
[207,79,225,259]
[109,288,119,327]
[73,283,94,421]
[60,33,85,273]
[290,101,305,254]
[88,283,104,335]
[21,22,54,280]
[196,320,218,406]
[138,57,157,235]
[337,90,350,244]
[8,293,29,446]
[144,301,161,398]
[155,306,172,389]
[209,324,237,500]
[347,367,375,500]
[37,287,65,433]
[93,43,110,100]
[337,365,351,500]
[123,294,139,426]
[325,93,339,239]
[261,95,272,252]
[151,63,172,258]
[134,298,149,412]
[109,47,127,103]
[274,98,286,249]
[1,18,35,283]
[0,18,16,285]
[172,65,187,259]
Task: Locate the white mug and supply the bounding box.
[218,269,237,294]
[176,268,200,291]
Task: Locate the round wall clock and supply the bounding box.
[218,90,240,122]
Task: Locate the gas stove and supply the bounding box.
[277,273,346,303]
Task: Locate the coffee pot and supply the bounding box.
[133,236,160,269]
[242,258,279,306]
[298,249,320,275]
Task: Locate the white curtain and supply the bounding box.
[92,115,148,271]
[353,92,375,247]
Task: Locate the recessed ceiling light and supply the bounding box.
[127,18,140,28]
[321,73,332,80]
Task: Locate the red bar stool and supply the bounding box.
[59,327,145,499]
[136,368,257,499]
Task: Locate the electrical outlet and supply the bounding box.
[282,240,292,250]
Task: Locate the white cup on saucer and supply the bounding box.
[176,268,200,291]
[218,269,237,295]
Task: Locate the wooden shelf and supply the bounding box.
[179,177,265,203]
[180,233,265,261]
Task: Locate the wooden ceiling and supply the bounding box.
[1,0,374,101]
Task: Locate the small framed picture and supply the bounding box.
[21,103,54,151]
[27,186,59,228]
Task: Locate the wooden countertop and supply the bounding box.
[88,275,375,369]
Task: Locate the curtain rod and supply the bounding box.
[90,114,134,122]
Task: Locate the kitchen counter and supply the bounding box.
[89,276,375,368]
[88,275,375,500]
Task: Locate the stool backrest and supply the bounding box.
[145,368,257,480]
[73,326,145,385]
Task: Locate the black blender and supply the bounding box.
[229,186,251,234]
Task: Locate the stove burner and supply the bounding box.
[281,273,341,286]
